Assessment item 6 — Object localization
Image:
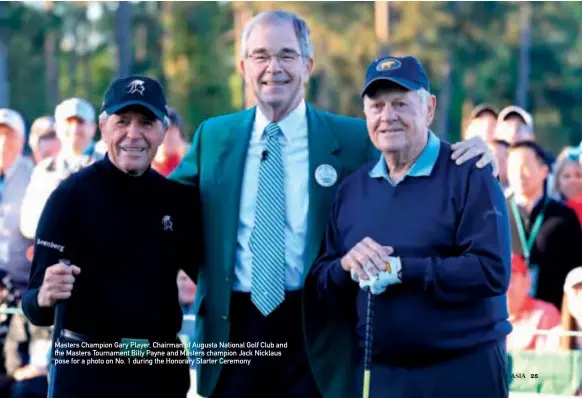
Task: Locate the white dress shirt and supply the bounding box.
[233,100,309,292]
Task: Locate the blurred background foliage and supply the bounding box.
[0,1,580,154]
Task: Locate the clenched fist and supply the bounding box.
[340,237,393,281]
[37,261,81,308]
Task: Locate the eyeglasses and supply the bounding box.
[246,51,303,65]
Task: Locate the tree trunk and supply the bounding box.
[116,1,133,78]
[68,48,77,97]
[375,1,391,57]
[516,1,531,109]
[0,2,9,108]
[436,56,452,140]
[135,25,147,64]
[160,1,174,94]
[155,2,167,89]
[82,36,91,99]
[234,3,255,109]
[314,70,332,110]
[44,1,59,109]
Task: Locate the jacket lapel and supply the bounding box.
[303,104,341,278]
[214,108,255,277]
[212,104,342,281]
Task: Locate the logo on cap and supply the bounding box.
[376,59,401,72]
[162,215,173,232]
[127,79,146,96]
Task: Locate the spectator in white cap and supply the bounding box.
[0,109,34,291]
[19,98,102,240]
[495,105,534,144]
[53,97,98,159]
[497,105,559,198]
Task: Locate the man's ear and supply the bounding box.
[303,57,314,80]
[426,95,437,126]
[541,163,550,180]
[98,121,107,142]
[239,58,247,82]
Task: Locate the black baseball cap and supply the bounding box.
[100,75,168,122]
[361,56,430,97]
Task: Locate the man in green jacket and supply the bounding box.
[170,10,498,398]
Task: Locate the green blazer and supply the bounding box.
[169,103,376,398]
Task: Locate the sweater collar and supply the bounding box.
[96,152,156,184]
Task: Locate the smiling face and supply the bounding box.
[99,106,166,176]
[363,85,436,156]
[240,21,313,120]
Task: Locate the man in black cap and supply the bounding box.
[310,55,511,398]
[21,76,203,398]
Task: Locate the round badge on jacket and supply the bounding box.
[315,164,338,187]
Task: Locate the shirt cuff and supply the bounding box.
[25,289,55,326]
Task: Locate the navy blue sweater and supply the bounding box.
[310,142,512,366]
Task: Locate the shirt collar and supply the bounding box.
[254,100,307,141]
[369,130,441,183]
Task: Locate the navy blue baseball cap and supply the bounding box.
[100,75,168,122]
[361,56,430,98]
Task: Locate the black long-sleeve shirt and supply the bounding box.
[507,195,582,310]
[22,154,202,340]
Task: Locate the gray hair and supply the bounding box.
[417,88,430,106]
[550,146,580,199]
[240,10,314,60]
[98,111,170,130]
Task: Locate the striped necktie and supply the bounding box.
[249,122,286,316]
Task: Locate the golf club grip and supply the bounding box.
[48,259,71,398]
[363,290,375,398]
[53,259,71,335]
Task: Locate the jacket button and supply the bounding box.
[222,315,228,321]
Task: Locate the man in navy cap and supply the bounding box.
[21,76,202,398]
[309,56,511,398]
